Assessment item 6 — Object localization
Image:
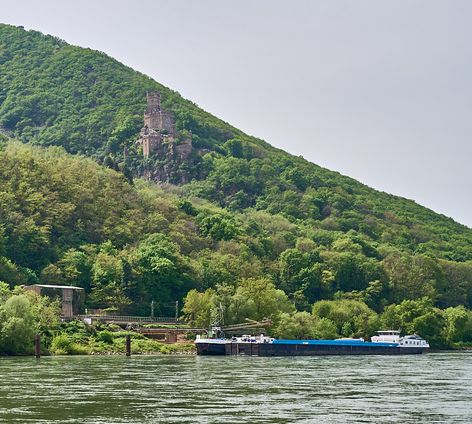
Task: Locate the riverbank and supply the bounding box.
[46,331,196,356]
[4,340,472,357]
[453,342,472,350]
[28,319,198,356]
[6,316,472,357]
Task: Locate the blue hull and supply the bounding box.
[196,339,427,356]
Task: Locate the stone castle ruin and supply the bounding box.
[136,91,192,160]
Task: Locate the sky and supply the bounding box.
[2,0,471,227]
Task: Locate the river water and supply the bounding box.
[0,352,471,423]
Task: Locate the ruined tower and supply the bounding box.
[146,91,161,113]
[135,91,193,183]
[143,92,175,137]
[136,91,176,158]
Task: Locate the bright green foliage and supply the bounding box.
[312,299,379,338]
[50,333,88,355]
[0,286,60,354]
[380,297,446,347]
[197,213,240,241]
[442,306,470,344]
[227,278,295,324]
[89,243,129,310]
[0,141,472,330]
[182,289,216,328]
[274,313,340,340]
[0,295,35,354]
[182,279,294,327]
[274,312,318,339]
[0,23,470,264]
[1,25,472,350]
[96,330,114,344]
[57,249,92,291]
[314,317,340,339]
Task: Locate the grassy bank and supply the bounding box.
[44,321,196,356]
[50,333,195,356]
[452,342,472,350]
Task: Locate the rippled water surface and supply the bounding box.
[0,352,471,423]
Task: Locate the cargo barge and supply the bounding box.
[195,330,429,356]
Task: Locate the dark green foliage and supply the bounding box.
[128,233,193,313]
[2,141,469,321]
[1,25,472,349]
[0,24,246,175]
[0,24,470,265]
[197,213,240,241]
[177,200,198,216]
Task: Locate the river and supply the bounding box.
[0,352,471,423]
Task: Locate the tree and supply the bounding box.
[314,317,339,339]
[442,306,469,344]
[312,299,378,338]
[182,278,295,327]
[0,283,61,355]
[0,294,35,354]
[198,213,240,241]
[278,248,323,306]
[437,260,472,308]
[89,246,128,310]
[273,312,317,339]
[226,278,295,324]
[182,289,215,327]
[324,252,383,293]
[129,233,191,312]
[57,249,92,291]
[380,297,446,347]
[224,138,244,158]
[382,253,439,303]
[40,264,65,285]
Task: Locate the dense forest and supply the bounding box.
[0,24,472,351]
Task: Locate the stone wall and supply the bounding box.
[136,91,196,184]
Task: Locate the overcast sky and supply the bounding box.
[2,0,471,227]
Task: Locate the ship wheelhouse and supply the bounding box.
[371,330,401,343]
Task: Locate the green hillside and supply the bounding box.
[1,24,472,348]
[1,24,470,261]
[1,140,471,347]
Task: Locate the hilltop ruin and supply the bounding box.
[136,91,192,160]
[136,91,194,183]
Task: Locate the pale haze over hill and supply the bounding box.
[2,0,471,227]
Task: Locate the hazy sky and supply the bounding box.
[2,0,471,227]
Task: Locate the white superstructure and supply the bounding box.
[371,330,429,348]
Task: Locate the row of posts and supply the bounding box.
[34,334,132,358]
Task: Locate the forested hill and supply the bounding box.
[0,23,472,320]
[0,141,472,347]
[1,24,470,261]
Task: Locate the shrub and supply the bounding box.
[96,330,114,344]
[50,334,88,355]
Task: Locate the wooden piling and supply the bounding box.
[35,333,41,359]
[126,334,131,356]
